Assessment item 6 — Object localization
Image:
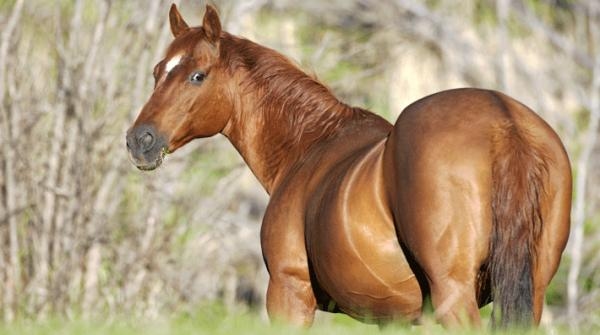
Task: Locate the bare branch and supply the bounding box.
[0,0,25,322]
[567,5,600,330]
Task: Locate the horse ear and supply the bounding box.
[169,4,189,38]
[202,5,222,45]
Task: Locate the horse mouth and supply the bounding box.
[131,147,169,171]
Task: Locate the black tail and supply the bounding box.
[489,120,548,328]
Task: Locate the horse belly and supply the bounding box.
[310,212,422,321]
[307,143,422,322]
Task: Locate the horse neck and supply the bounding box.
[220,37,355,193]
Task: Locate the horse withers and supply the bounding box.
[126,4,572,329]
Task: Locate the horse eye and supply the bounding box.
[189,71,206,85]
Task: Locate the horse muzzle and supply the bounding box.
[126,124,169,171]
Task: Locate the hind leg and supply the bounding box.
[429,276,481,327]
[393,166,492,327]
[399,195,491,327]
[417,224,487,328]
[533,182,571,324]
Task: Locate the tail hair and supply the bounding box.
[489,120,548,328]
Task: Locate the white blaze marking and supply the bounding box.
[165,54,182,73]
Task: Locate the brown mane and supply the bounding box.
[219,33,382,182]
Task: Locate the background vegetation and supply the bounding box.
[0,0,599,333]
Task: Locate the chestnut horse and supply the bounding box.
[126,4,571,329]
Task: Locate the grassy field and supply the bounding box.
[0,305,575,335]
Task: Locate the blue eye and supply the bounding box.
[189,71,206,85]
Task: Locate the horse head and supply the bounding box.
[126,5,232,170]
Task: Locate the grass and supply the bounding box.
[0,318,455,335]
[0,304,576,335]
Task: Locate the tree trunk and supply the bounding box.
[567,7,600,330]
[0,0,25,321]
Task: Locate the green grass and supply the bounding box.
[0,318,453,335]
[0,306,573,335]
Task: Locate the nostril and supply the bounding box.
[138,132,155,151]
